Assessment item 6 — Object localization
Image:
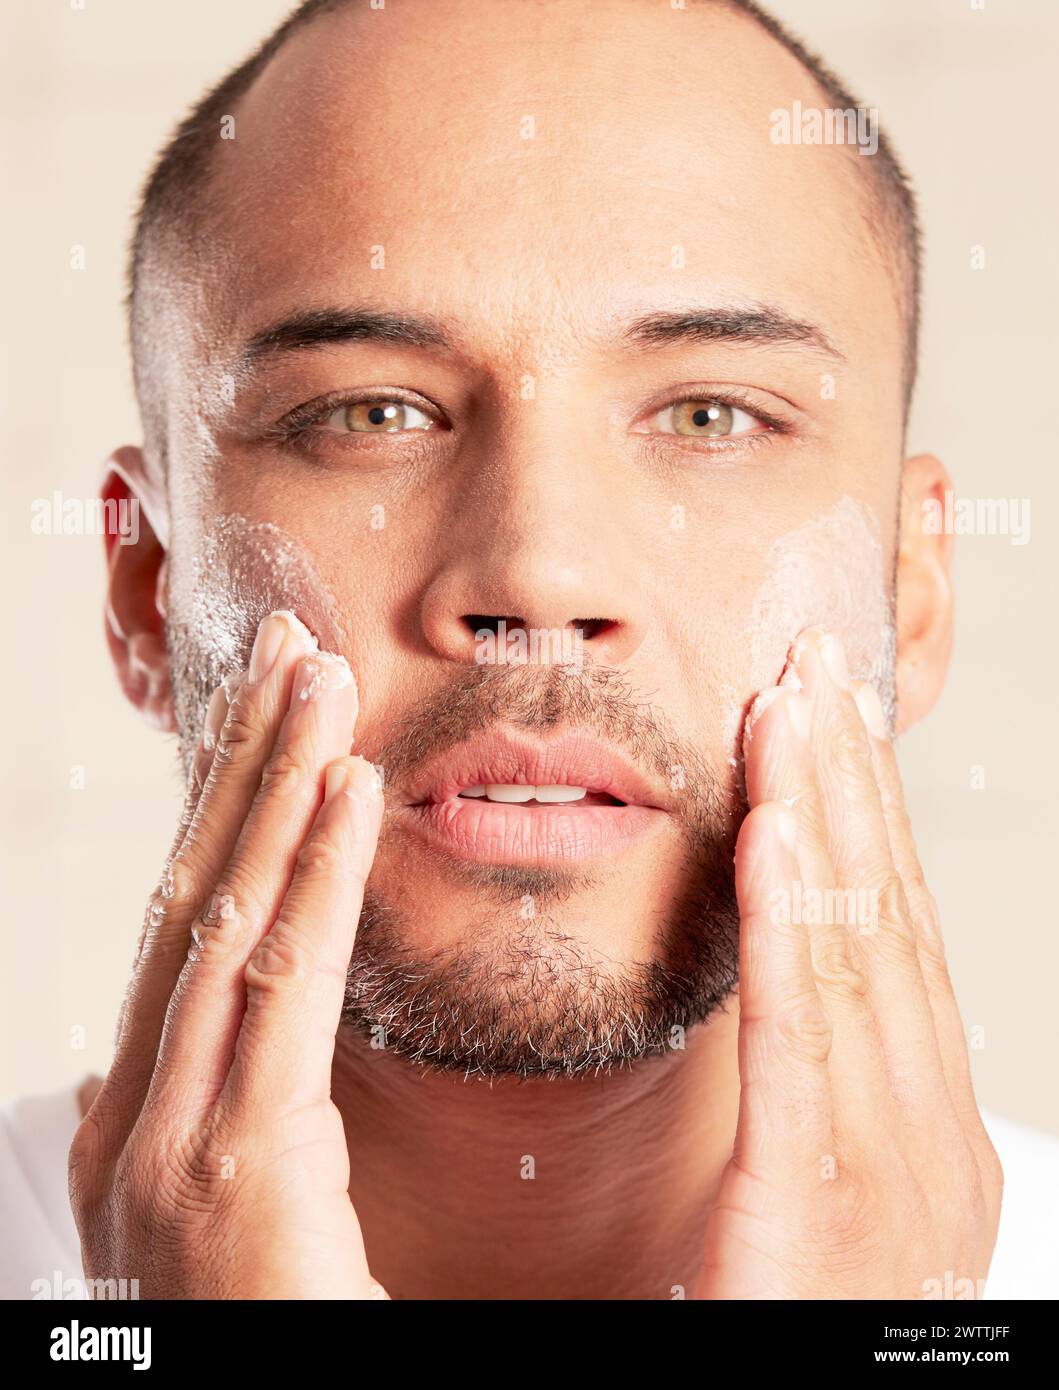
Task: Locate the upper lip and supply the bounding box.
[400,726,671,810]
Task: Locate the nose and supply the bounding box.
[418,416,649,669]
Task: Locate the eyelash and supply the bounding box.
[272,385,791,456]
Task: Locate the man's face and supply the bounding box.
[154,0,906,1074]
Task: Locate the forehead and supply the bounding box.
[187,0,900,386]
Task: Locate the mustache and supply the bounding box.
[170,611,737,843]
[368,661,727,836]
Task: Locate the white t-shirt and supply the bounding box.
[2,1081,1056,1300]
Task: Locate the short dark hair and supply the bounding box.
[128,0,921,467]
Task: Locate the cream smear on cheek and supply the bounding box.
[168,513,348,750]
[723,496,897,762]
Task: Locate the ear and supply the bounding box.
[894,453,954,735]
[102,446,175,732]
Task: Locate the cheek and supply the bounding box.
[721,497,896,756]
[170,512,348,680]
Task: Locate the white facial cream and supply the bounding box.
[724,496,896,760]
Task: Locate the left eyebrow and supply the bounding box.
[616,306,845,362]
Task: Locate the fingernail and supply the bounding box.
[291,651,356,706]
[786,694,811,742]
[248,610,316,685]
[854,682,888,739]
[820,633,849,688]
[349,757,384,802]
[202,683,228,751]
[330,758,383,804]
[248,613,289,684]
[777,809,798,851]
[325,763,348,802]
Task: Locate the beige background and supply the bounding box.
[2,0,1056,1133]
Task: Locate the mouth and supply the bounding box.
[394,727,670,865]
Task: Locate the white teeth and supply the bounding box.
[484,784,536,803]
[458,784,590,803]
[533,785,588,803]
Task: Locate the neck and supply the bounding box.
[332,1005,740,1300]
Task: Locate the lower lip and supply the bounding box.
[399,797,666,864]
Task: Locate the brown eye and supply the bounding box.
[653,400,762,437]
[323,399,434,433]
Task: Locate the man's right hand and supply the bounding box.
[69,610,386,1299]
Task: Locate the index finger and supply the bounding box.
[104,612,317,1130]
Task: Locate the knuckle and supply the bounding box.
[244,929,311,994]
[200,883,248,933]
[818,1170,885,1248]
[161,1129,235,1212]
[171,926,242,1009]
[811,927,868,1001]
[863,875,918,958]
[213,696,267,766]
[140,859,198,954]
[202,872,270,938]
[163,857,198,914]
[108,1140,216,1260]
[186,902,247,967]
[127,1122,187,1190]
[776,997,833,1065]
[258,745,316,802]
[75,1120,236,1278]
[824,720,870,782]
[295,831,347,881]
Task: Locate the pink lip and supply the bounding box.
[394,726,671,865]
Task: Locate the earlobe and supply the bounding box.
[894,453,955,735]
[102,446,175,732]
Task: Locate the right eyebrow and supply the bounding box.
[240,307,456,364]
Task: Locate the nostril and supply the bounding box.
[572,619,614,642]
[463,616,615,642]
[463,615,524,637]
